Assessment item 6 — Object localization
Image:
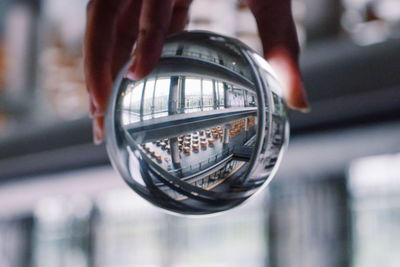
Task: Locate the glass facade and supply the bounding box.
[154,78,170,117]
[121,76,256,125]
[121,82,143,124]
[201,79,214,111]
[184,77,202,112]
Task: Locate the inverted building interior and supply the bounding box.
[120,73,258,199]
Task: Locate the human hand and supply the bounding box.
[246,0,309,111]
[84,0,192,144]
[84,0,309,145]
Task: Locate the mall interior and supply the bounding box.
[0,0,399,267]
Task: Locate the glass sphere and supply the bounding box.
[105,31,289,215]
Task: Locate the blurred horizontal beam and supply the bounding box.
[277,121,400,181]
[0,143,109,181]
[0,38,400,181]
[292,38,400,131]
[0,118,93,161]
[301,38,400,100]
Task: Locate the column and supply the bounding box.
[168,76,179,115]
[168,76,181,167]
[223,124,231,145]
[223,82,229,108]
[212,80,218,109]
[180,77,186,113]
[139,79,146,120]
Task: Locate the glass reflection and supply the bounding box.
[119,75,258,201]
[121,76,255,123]
[107,31,288,215]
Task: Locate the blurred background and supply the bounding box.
[0,0,399,266]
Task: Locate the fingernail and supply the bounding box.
[130,42,138,57]
[286,101,311,113]
[93,129,103,145]
[93,118,104,145]
[127,45,139,80]
[298,106,311,113]
[287,95,311,112]
[297,84,311,112]
[126,56,139,80]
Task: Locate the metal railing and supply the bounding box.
[162,49,243,75]
[169,148,233,178]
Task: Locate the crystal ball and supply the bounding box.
[105,31,289,215]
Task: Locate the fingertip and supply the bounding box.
[129,55,148,80]
[93,116,104,145]
[130,28,166,81]
[126,56,140,80]
[266,47,310,112]
[299,107,311,113]
[126,57,152,81]
[86,73,112,117]
[285,80,311,113]
[285,84,311,112]
[127,51,159,81]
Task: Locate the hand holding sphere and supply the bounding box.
[83,0,309,215]
[105,31,288,215]
[83,0,309,144]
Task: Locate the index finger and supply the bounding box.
[84,0,126,117]
[127,0,175,80]
[84,0,128,143]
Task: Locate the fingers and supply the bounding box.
[85,0,191,144]
[127,0,175,80]
[111,0,142,79]
[168,0,192,35]
[85,0,125,115]
[247,0,309,111]
[268,47,309,111]
[89,98,104,144]
[84,0,126,143]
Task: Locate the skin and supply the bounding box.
[84,0,310,144]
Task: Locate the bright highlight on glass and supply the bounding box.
[105,31,289,215]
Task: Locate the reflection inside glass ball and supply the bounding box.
[106,31,288,215]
